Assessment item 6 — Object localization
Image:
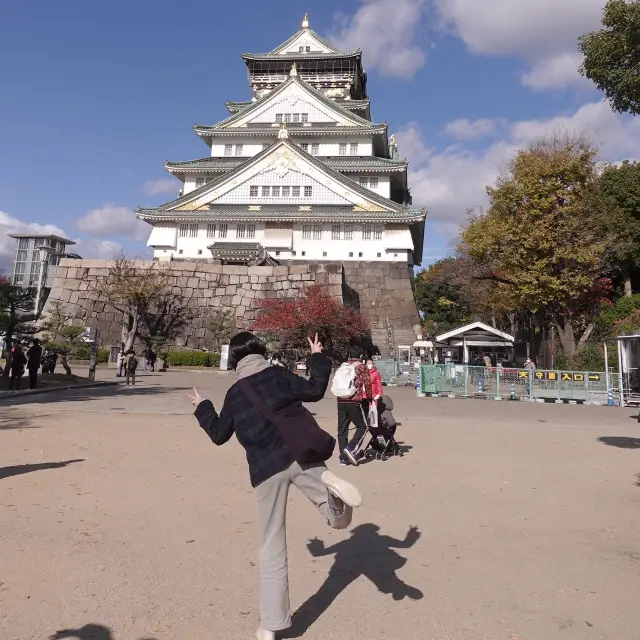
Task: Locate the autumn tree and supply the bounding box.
[460,136,613,358]
[253,284,369,364]
[208,309,234,352]
[579,0,640,115]
[0,280,37,378]
[39,300,85,375]
[591,161,640,296]
[90,255,172,351]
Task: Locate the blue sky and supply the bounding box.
[1,0,638,271]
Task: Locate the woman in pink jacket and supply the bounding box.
[366,359,383,406]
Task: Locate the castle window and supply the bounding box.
[189,224,198,238]
[323,252,327,257]
[350,143,358,155]
[331,224,341,240]
[250,186,258,197]
[224,144,233,156]
[292,186,301,197]
[304,185,313,197]
[362,224,372,240]
[218,224,228,238]
[302,225,312,240]
[247,224,256,239]
[311,143,319,156]
[300,143,309,152]
[179,224,189,238]
[377,252,382,258]
[373,225,383,240]
[237,224,247,239]
[284,113,292,123]
[344,224,353,241]
[272,186,280,197]
[359,252,363,258]
[349,252,353,257]
[369,177,379,189]
[262,186,270,197]
[293,114,300,123]
[339,143,347,156]
[207,224,217,238]
[275,114,283,123]
[235,144,243,156]
[196,177,206,188]
[313,224,322,240]
[301,113,309,123]
[359,177,368,188]
[282,186,291,197]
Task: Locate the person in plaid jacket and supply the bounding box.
[187,332,363,640]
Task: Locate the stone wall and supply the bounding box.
[44,259,419,355]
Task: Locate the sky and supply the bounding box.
[1,0,638,272]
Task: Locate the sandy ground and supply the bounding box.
[1,369,640,640]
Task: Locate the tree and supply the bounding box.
[253,284,369,364]
[138,292,193,351]
[0,280,37,378]
[591,161,640,296]
[578,0,640,115]
[39,300,85,375]
[460,136,613,358]
[90,255,172,351]
[208,309,234,352]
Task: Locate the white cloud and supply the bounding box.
[433,0,604,90]
[143,178,179,196]
[75,204,148,242]
[330,0,429,79]
[442,118,502,140]
[73,238,123,260]
[0,210,68,273]
[398,100,640,243]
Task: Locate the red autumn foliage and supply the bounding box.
[253,284,369,362]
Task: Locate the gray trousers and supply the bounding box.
[255,461,353,632]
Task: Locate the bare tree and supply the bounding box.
[39,300,85,375]
[89,255,172,351]
[208,309,234,352]
[138,291,194,351]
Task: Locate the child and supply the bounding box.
[379,394,397,437]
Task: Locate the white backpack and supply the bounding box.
[331,362,357,398]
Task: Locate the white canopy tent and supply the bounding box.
[436,322,515,364]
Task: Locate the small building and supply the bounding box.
[7,233,81,312]
[435,322,515,365]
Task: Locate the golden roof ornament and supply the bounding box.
[302,13,309,28]
[389,134,396,145]
[278,122,289,140]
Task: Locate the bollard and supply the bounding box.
[607,388,615,407]
[510,383,516,401]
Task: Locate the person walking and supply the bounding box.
[27,338,43,389]
[366,358,383,407]
[8,345,27,391]
[333,346,372,466]
[124,349,138,386]
[116,348,125,378]
[187,332,362,640]
[524,357,536,396]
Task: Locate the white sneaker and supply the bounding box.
[256,629,275,640]
[321,471,363,508]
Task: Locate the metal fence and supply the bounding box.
[377,359,403,385]
[418,364,620,405]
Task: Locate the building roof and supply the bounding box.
[209,242,262,256]
[436,322,515,344]
[194,124,386,138]
[165,156,408,173]
[139,138,424,224]
[225,97,371,116]
[268,18,345,55]
[8,234,75,245]
[200,75,380,132]
[242,51,361,62]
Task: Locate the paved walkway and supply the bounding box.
[1,371,640,639]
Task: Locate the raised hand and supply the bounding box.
[307,537,325,556]
[308,332,323,354]
[186,387,202,406]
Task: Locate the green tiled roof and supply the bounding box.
[243,51,361,62]
[165,156,407,172]
[203,76,379,131]
[226,98,371,115]
[194,125,386,138]
[138,139,423,222]
[268,27,345,55]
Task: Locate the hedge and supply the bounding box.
[166,351,221,368]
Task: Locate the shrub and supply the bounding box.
[166,351,221,368]
[71,344,92,360]
[98,347,109,364]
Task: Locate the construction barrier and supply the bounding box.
[419,364,621,405]
[377,359,402,386]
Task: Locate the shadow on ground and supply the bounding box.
[0,459,84,480]
[0,384,191,408]
[598,436,640,449]
[282,524,423,638]
[50,623,157,640]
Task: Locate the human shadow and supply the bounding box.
[1,459,84,480]
[50,623,157,640]
[598,436,640,449]
[282,524,423,638]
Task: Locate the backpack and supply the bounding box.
[128,356,138,373]
[331,362,357,398]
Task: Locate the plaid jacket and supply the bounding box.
[194,353,331,487]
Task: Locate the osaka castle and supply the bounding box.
[137,14,426,267]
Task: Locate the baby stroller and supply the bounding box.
[362,395,403,461]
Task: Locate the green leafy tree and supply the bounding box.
[0,279,37,377]
[207,309,234,352]
[579,0,640,115]
[460,136,613,358]
[591,161,640,296]
[39,300,86,375]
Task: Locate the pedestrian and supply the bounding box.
[366,358,383,407]
[331,346,372,466]
[524,357,536,395]
[8,345,27,391]
[187,331,362,640]
[150,349,157,372]
[116,348,125,378]
[124,349,138,386]
[27,338,43,390]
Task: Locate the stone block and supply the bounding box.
[248,266,274,277]
[215,287,225,296]
[223,265,249,275]
[273,266,288,276]
[187,277,199,288]
[289,264,308,274]
[220,275,230,286]
[291,274,302,281]
[230,275,240,285]
[200,263,223,274]
[236,306,246,317]
[232,295,242,306]
[203,289,214,298]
